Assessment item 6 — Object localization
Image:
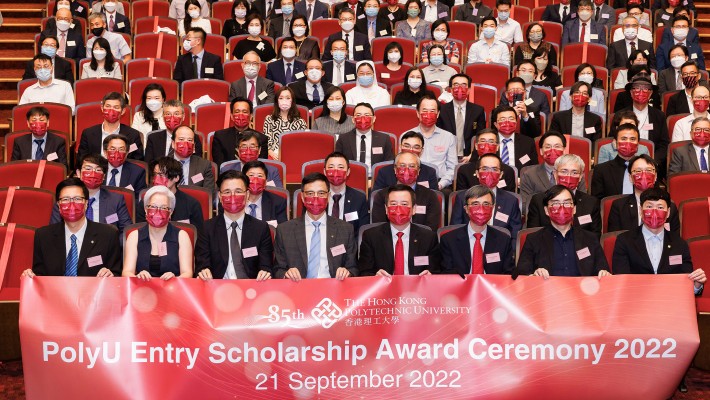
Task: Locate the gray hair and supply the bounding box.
[554,154,585,173]
[144,185,176,210]
[243,51,262,62]
[464,185,495,205]
[88,12,106,24]
[691,116,710,130]
[394,151,421,169]
[164,99,184,109]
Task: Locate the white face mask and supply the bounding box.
[93,49,107,60]
[188,10,200,19]
[672,27,688,41]
[670,56,686,69]
[57,4,70,10]
[248,25,261,36]
[341,20,354,32]
[578,73,594,84]
[182,39,193,52]
[307,68,321,82]
[235,9,247,18]
[146,100,163,112]
[56,20,71,32]
[103,1,116,12]
[281,48,296,59]
[387,51,401,63]
[578,10,592,21]
[408,78,422,89]
[623,28,637,40]
[327,100,344,112]
[292,26,307,37]
[278,99,292,111]
[243,64,259,79]
[433,30,447,41]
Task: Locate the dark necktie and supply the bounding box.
[562,5,568,21]
[312,84,320,103]
[630,41,636,53]
[307,3,313,21]
[34,139,44,160]
[248,79,255,103]
[109,14,115,31]
[702,149,708,172]
[86,197,96,222]
[230,221,249,279]
[359,134,366,163]
[344,33,350,59]
[65,234,78,276]
[108,168,118,186]
[595,6,600,21]
[192,55,198,79]
[285,62,292,84]
[332,194,342,219]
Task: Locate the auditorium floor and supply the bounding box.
[1,360,709,399]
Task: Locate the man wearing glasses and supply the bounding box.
[372,131,438,191]
[491,105,539,172]
[219,133,283,188]
[274,173,358,281]
[22,178,122,278]
[495,78,545,139]
[335,102,394,172]
[514,185,610,279]
[456,129,517,193]
[593,123,654,199]
[527,154,601,237]
[670,117,710,174]
[671,83,710,142]
[609,154,680,234]
[667,61,708,117]
[144,99,204,166]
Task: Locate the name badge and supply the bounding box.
[191,173,204,183]
[661,14,670,20]
[381,73,391,79]
[602,13,609,18]
[590,34,598,40]
[178,219,190,224]
[571,13,577,19]
[117,22,125,28]
[485,252,500,263]
[266,180,275,187]
[129,143,138,153]
[585,127,596,134]
[159,242,168,257]
[67,41,76,46]
[357,13,365,19]
[87,255,103,267]
[519,155,531,165]
[524,98,534,106]
[642,123,654,131]
[105,213,119,224]
[434,145,445,152]
[125,184,134,192]
[669,255,682,265]
[496,180,506,189]
[205,67,214,74]
[494,212,509,223]
[256,42,265,51]
[691,53,698,60]
[665,223,671,231]
[578,214,592,224]
[46,152,58,161]
[294,72,305,79]
[589,99,598,107]
[242,246,258,258]
[411,28,416,36]
[330,244,346,256]
[355,45,364,52]
[345,211,358,222]
[346,74,355,81]
[417,181,429,188]
[643,49,649,55]
[275,8,282,14]
[70,23,76,29]
[267,220,278,227]
[372,146,383,154]
[576,247,591,260]
[258,91,268,100]
[438,12,447,18]
[528,112,535,118]
[379,30,387,36]
[76,5,83,11]
[415,205,426,214]
[388,13,395,20]
[413,256,429,266]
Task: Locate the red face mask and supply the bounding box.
[146,208,170,228]
[238,147,259,162]
[668,0,680,6]
[452,86,469,102]
[347,0,358,4]
[642,208,667,230]
[560,0,571,5]
[103,108,121,124]
[476,143,498,157]
[557,174,580,190]
[232,113,250,130]
[29,121,48,136]
[248,176,266,195]
[692,130,710,147]
[617,141,638,158]
[303,195,328,216]
[419,111,438,127]
[387,205,412,225]
[59,201,85,222]
[165,115,183,132]
[467,204,493,226]
[505,91,524,104]
[386,0,398,5]
[630,89,652,104]
[548,205,574,226]
[477,170,500,189]
[221,194,247,214]
[325,169,347,186]
[106,150,126,168]
[354,115,373,131]
[543,148,563,166]
[153,174,171,187]
[627,0,640,4]
[571,93,589,108]
[593,0,605,5]
[395,166,418,185]
[401,147,422,156]
[497,120,517,135]
[81,170,104,190]
[174,141,194,159]
[632,171,655,191]
[693,100,710,113]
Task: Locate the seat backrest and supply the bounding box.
[0,187,54,228]
[125,58,173,82]
[128,77,179,110]
[679,197,710,241]
[373,105,420,139]
[134,32,179,64]
[0,224,37,301]
[448,21,477,45]
[195,102,231,139]
[669,172,710,205]
[601,194,626,234]
[309,18,341,42]
[0,161,67,192]
[203,33,227,63]
[561,43,608,69]
[265,186,290,221]
[212,1,233,24]
[515,227,543,264]
[179,185,213,220]
[468,84,498,118]
[223,59,268,82]
[372,37,416,65]
[280,131,336,184]
[132,0,171,19]
[133,16,178,35]
[601,230,626,272]
[687,236,710,312]
[75,78,123,106]
[12,103,72,137]
[181,79,231,109]
[106,186,136,221]
[465,63,510,92]
[75,102,130,146]
[667,113,691,140]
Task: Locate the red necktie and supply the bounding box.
[472,232,484,274]
[394,232,404,275]
[247,79,255,103]
[580,22,587,42]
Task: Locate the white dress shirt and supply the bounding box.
[223,213,245,279]
[19,79,76,113]
[632,105,650,140]
[641,225,664,273]
[424,1,439,22]
[247,195,264,220]
[494,18,523,45]
[107,164,123,186]
[328,188,346,218]
[64,218,88,257]
[354,129,373,168]
[672,112,709,142]
[467,224,487,274]
[390,223,411,275]
[305,212,329,278]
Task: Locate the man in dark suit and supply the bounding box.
[371,152,442,232]
[593,0,616,30]
[657,45,689,96]
[266,38,306,87]
[592,124,647,199]
[145,99,204,167]
[274,173,358,280]
[605,16,655,70]
[174,27,224,84]
[561,0,607,46]
[356,0,394,39]
[78,91,144,167]
[12,105,67,167]
[666,61,706,116]
[322,8,371,62]
[322,39,357,86]
[219,132,284,188]
[296,0,330,22]
[334,0,365,21]
[514,185,611,279]
[494,77,547,138]
[549,82,603,143]
[251,0,283,21]
[22,178,122,278]
[323,152,369,236]
[39,8,86,65]
[359,184,440,276]
[23,36,74,84]
[493,105,539,171]
[450,154,522,242]
[527,154,601,237]
[608,154,680,234]
[288,58,334,109]
[372,131,439,191]
[437,74,486,159]
[212,98,270,168]
[267,0,296,38]
[335,103,395,171]
[50,154,132,238]
[172,126,215,194]
[196,170,274,280]
[243,160,288,225]
[657,16,705,71]
[230,51,276,105]
[453,0,493,24]
[103,134,148,197]
[669,116,710,174]
[103,4,131,34]
[541,0,576,25]
[441,185,515,276]
[135,157,205,233]
[456,129,517,193]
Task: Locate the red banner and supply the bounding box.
[20,275,699,399]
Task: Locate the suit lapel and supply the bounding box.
[296,217,309,268]
[325,217,337,274]
[53,224,67,273]
[98,189,110,222]
[458,228,472,273]
[657,233,672,273]
[536,165,551,189]
[625,195,640,227]
[77,221,97,270]
[632,230,655,273]
[216,216,230,268]
[686,144,701,170]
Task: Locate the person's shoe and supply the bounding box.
[678,380,688,393]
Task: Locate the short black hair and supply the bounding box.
[150,157,183,183]
[217,170,250,190]
[672,15,690,26]
[354,102,374,114]
[188,26,207,42]
[400,130,425,146]
[237,131,261,146]
[616,123,640,139]
[56,177,89,201]
[386,183,416,205]
[416,94,439,112]
[231,96,253,114]
[542,185,574,207]
[26,106,50,121]
[78,153,108,174]
[506,77,526,89]
[640,188,671,208]
[324,151,350,168]
[41,35,59,47]
[478,153,502,169]
[242,160,268,176]
[32,53,53,64]
[494,105,517,119]
[302,172,330,191]
[480,16,497,26]
[102,133,129,150]
[171,125,195,142]
[102,91,127,108]
[539,131,567,148]
[496,0,512,7]
[627,154,657,174]
[449,73,471,88]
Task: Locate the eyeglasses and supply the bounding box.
[220,190,247,196]
[401,143,423,151]
[682,72,699,77]
[693,128,710,134]
[238,144,259,150]
[497,117,516,123]
[242,62,260,68]
[81,166,104,173]
[548,201,574,209]
[451,83,469,89]
[542,144,563,150]
[556,169,581,177]
[304,191,329,198]
[478,167,500,173]
[692,96,710,101]
[146,205,171,212]
[467,201,493,207]
[58,196,85,204]
[631,87,652,93]
[631,168,656,175]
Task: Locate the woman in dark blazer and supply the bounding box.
[290,15,320,61]
[549,81,603,143]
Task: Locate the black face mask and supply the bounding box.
[91,27,105,37]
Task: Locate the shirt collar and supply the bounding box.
[64,218,88,238]
[467,223,487,238]
[305,211,327,225]
[641,224,664,242]
[223,212,245,229]
[390,223,411,237]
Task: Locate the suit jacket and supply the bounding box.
[23,56,74,84]
[136,188,205,232]
[32,220,122,276]
[527,189,601,236]
[666,89,692,116]
[606,39,655,70]
[289,80,335,109]
[186,155,215,193]
[268,14,293,39]
[322,60,357,85]
[594,3,616,29]
[273,215,358,278]
[418,1,449,21]
[561,19,607,46]
[371,185,441,232]
[295,0,330,20]
[341,186,369,237]
[450,188,522,241]
[495,90,547,138]
[549,109,603,142]
[11,131,67,167]
[259,190,289,224]
[322,31,371,62]
[608,193,680,235]
[612,226,694,276]
[481,133,539,171]
[115,160,148,197]
[660,26,699,48]
[106,11,131,34]
[251,0,283,20]
[220,160,283,188]
[173,50,224,84]
[657,38,705,71]
[195,213,274,278]
[541,4,577,25]
[335,130,395,166]
[40,28,85,64]
[334,2,365,20]
[372,163,438,192]
[437,101,486,156]
[49,187,132,236]
[453,2,492,25]
[144,129,204,167]
[358,222,441,275]
[669,142,707,175]
[658,69,681,96]
[591,155,629,199]
[620,106,669,175]
[514,226,609,278]
[455,160,517,192]
[212,127,269,168]
[440,224,514,275]
[78,124,144,166]
[228,76,276,104]
[356,14,394,37]
[613,90,662,113]
[266,59,305,87]
[519,164,587,212]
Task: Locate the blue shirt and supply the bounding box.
[551,227,580,277]
[31,133,47,159]
[641,225,664,274]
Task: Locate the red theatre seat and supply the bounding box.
[133,16,178,35]
[0,187,54,228]
[688,236,710,312]
[0,224,37,301]
[180,185,213,219]
[373,105,420,139]
[279,131,335,184]
[181,79,231,110]
[134,32,179,65]
[125,58,173,82]
[668,172,710,205]
[679,197,710,241]
[4,131,69,164]
[515,227,543,264]
[601,230,626,272]
[465,63,510,93]
[601,194,626,234]
[12,103,72,135]
[0,161,67,192]
[131,0,171,20]
[128,78,179,110]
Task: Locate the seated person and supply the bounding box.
[171,126,215,193]
[229,51,275,106]
[232,14,276,61]
[288,58,334,109]
[497,75,549,136]
[266,38,306,87]
[23,35,74,84]
[666,61,707,118]
[321,39,356,86]
[263,86,308,159]
[456,129,517,193]
[612,50,657,90]
[211,97,269,168]
[86,13,131,62]
[558,63,607,117]
[131,83,167,142]
[243,160,288,225]
[596,111,648,164]
[175,27,224,83]
[81,37,122,79]
[335,102,395,171]
[561,0,607,46]
[19,54,75,113]
[669,116,710,174]
[220,132,283,188]
[12,105,67,167]
[322,152,369,236]
[421,44,456,87]
[345,61,391,108]
[39,7,85,65]
[103,134,148,196]
[467,16,510,66]
[394,0,431,46]
[393,68,435,107]
[592,123,648,199]
[549,81,603,142]
[372,131,439,191]
[312,86,356,138]
[322,8,371,61]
